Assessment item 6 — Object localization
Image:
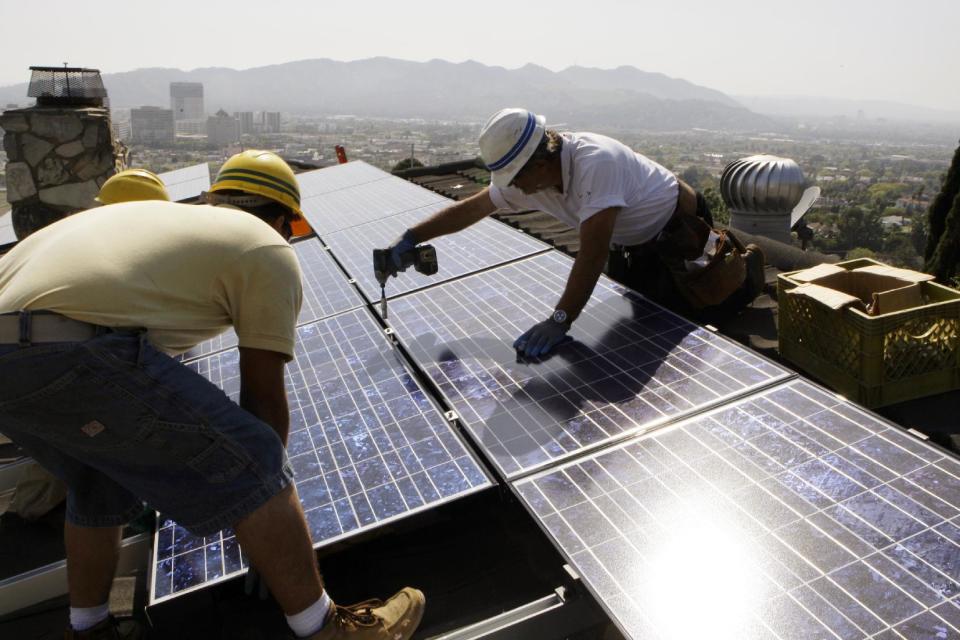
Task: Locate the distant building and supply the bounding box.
[261,111,281,133]
[234,111,255,135]
[207,109,239,147]
[170,82,204,120]
[171,82,205,138]
[112,120,132,142]
[131,106,174,145]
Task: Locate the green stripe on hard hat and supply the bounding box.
[217,168,301,204]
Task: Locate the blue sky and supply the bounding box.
[2,0,958,111]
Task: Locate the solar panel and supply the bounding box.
[151,307,492,604]
[297,161,392,198]
[323,210,550,302]
[302,176,449,237]
[514,379,960,640]
[0,210,15,247]
[385,251,790,479]
[158,163,211,203]
[178,238,363,362]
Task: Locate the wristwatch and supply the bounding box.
[551,309,569,326]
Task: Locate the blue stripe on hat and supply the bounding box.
[486,112,536,171]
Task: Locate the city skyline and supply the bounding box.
[0,0,958,113]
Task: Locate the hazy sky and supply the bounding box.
[2,0,958,111]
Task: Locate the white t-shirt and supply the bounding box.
[488,132,679,246]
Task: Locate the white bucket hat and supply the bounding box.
[479,108,546,188]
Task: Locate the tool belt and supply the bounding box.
[0,310,108,346]
[612,181,755,310]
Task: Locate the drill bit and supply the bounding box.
[380,286,388,319]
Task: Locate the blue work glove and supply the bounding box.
[388,229,419,274]
[513,318,570,358]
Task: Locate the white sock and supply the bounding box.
[286,591,333,638]
[70,603,110,631]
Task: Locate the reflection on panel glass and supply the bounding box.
[515,379,960,640]
[302,174,448,236]
[386,252,789,479]
[324,210,549,302]
[159,163,211,203]
[178,238,362,362]
[297,161,391,199]
[151,308,491,604]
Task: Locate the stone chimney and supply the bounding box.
[0,66,127,240]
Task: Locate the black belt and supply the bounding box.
[0,311,109,346]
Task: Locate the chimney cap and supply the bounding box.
[27,66,107,104]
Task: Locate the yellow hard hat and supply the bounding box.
[209,150,310,236]
[96,168,171,205]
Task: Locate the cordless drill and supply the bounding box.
[372,244,438,319]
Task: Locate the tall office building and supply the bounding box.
[262,111,281,133]
[207,109,239,147]
[131,106,175,145]
[234,111,255,135]
[170,82,204,121]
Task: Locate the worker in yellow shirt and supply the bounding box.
[0,150,423,640]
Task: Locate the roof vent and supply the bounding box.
[721,155,815,244]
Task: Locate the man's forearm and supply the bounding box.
[240,392,291,445]
[555,245,608,324]
[410,189,495,242]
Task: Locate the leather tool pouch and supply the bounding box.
[655,210,749,310]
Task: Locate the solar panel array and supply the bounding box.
[158,163,211,203]
[148,161,960,640]
[151,308,491,603]
[323,208,550,302]
[178,238,363,362]
[385,251,790,479]
[514,379,960,639]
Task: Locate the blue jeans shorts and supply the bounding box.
[0,331,293,536]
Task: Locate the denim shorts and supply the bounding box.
[0,331,293,536]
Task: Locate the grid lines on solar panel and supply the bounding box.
[302,176,449,237]
[514,379,960,640]
[177,238,363,362]
[385,251,789,480]
[296,161,391,199]
[323,209,550,302]
[151,308,491,603]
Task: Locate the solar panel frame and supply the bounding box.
[322,210,551,303]
[158,163,211,203]
[513,378,960,640]
[150,307,493,605]
[177,238,364,363]
[384,251,791,480]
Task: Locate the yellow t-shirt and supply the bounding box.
[0,202,303,359]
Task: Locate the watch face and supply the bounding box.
[552,309,568,324]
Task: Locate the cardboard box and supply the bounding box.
[787,264,930,315]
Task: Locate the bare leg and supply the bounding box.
[64,522,122,607]
[235,485,324,615]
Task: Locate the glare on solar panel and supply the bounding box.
[297,161,391,199]
[323,209,550,302]
[158,163,211,203]
[178,238,363,362]
[514,379,960,640]
[150,308,491,604]
[385,251,789,479]
[302,176,449,237]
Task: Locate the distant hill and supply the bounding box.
[737,95,960,125]
[0,57,770,132]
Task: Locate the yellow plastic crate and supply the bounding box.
[778,258,960,408]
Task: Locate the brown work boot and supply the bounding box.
[308,588,425,640]
[64,616,143,640]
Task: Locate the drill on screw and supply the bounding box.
[372,244,438,319]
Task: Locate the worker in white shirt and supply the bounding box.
[382,108,757,358]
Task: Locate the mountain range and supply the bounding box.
[0,58,772,132]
